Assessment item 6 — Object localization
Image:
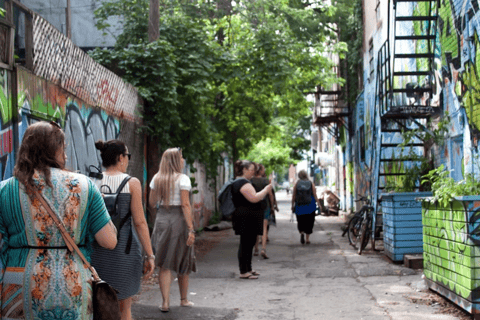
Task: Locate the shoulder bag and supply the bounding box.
[33,189,121,320]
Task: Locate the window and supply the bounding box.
[359,125,366,162]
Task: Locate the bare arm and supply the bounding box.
[312,182,320,203]
[268,189,274,210]
[94,221,117,250]
[129,178,155,279]
[291,183,297,211]
[239,183,272,203]
[180,189,195,246]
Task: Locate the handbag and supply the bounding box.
[33,189,121,320]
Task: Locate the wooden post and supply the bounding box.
[24,13,33,70]
[148,0,159,42]
[66,0,71,39]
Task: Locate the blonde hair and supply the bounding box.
[151,148,184,207]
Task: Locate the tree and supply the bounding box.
[90,0,346,177]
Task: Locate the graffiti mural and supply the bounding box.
[16,67,121,176]
[422,198,480,313]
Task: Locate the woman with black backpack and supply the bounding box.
[291,170,321,244]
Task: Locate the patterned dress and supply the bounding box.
[0,168,111,320]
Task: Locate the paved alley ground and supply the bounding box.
[132,191,466,320]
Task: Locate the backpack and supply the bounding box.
[100,176,133,253]
[296,180,312,205]
[218,179,236,219]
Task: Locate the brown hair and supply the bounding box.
[95,139,127,167]
[234,160,253,177]
[298,170,308,180]
[150,148,184,208]
[14,121,66,188]
[255,163,265,176]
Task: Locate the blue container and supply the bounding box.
[382,192,432,262]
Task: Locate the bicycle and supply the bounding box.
[342,196,374,252]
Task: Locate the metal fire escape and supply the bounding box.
[371,0,440,248]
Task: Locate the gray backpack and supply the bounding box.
[296,180,312,205]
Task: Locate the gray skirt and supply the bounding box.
[151,205,196,274]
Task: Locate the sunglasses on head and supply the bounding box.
[50,121,61,129]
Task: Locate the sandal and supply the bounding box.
[180,298,194,307]
[251,270,260,276]
[260,250,269,259]
[158,306,170,313]
[253,249,259,256]
[239,273,258,280]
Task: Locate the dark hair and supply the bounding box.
[95,139,127,167]
[234,160,253,177]
[255,163,265,176]
[14,121,66,188]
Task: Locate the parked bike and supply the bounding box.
[342,196,374,254]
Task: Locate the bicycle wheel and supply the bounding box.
[347,216,361,247]
[358,216,371,255]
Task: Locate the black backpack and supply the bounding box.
[218,179,236,219]
[296,180,312,205]
[100,176,133,254]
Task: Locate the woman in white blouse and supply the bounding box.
[149,147,196,313]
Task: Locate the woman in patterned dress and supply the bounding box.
[0,121,118,320]
[91,139,155,320]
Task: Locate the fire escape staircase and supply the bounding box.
[312,85,349,142]
[370,0,440,249]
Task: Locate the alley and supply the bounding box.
[132,191,462,320]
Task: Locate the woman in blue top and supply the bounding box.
[291,170,321,244]
[0,121,118,320]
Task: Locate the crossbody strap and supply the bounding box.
[33,189,101,281]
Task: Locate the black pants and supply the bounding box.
[296,212,315,234]
[238,233,258,274]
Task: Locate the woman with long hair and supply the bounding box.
[231,160,272,279]
[91,139,155,320]
[149,148,196,312]
[0,121,117,319]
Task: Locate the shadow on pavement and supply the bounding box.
[132,303,238,320]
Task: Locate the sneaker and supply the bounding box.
[300,233,305,244]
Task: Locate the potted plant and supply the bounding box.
[419,165,480,316]
[382,115,450,262]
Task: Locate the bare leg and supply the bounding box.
[306,233,310,243]
[261,219,268,250]
[254,236,260,255]
[158,268,172,310]
[119,297,132,320]
[178,273,193,306]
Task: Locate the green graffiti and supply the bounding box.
[422,199,480,299]
[346,162,354,194]
[462,61,480,134]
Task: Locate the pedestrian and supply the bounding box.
[91,139,155,320]
[0,121,118,319]
[251,163,274,259]
[231,160,272,279]
[149,147,196,312]
[291,170,320,244]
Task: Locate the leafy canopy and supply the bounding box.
[91,0,346,177]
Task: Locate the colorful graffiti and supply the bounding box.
[17,67,120,176]
[422,198,480,313]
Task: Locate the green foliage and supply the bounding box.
[91,0,347,177]
[422,165,480,206]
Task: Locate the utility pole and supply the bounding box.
[148,0,160,42]
[146,0,160,225]
[66,0,71,39]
